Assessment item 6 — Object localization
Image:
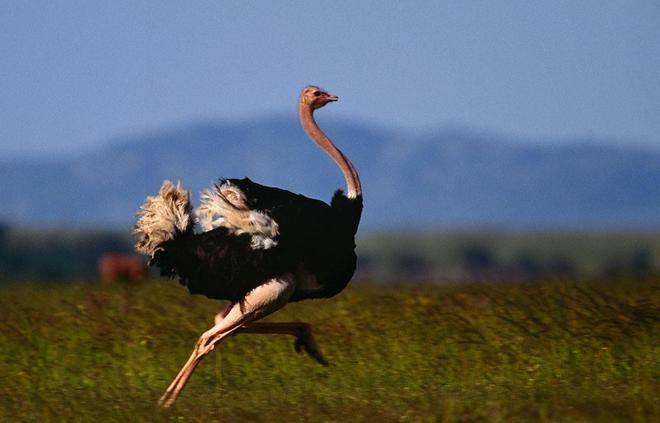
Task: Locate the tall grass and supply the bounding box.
[0,278,657,421]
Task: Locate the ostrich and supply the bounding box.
[134,86,363,408]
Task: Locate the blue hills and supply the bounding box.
[2,117,659,230]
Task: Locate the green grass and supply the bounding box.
[0,278,658,422]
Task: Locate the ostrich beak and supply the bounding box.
[325,94,339,102]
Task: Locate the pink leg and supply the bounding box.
[158,275,295,408]
[214,301,235,325]
[235,322,328,365]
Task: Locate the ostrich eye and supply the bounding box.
[313,90,321,97]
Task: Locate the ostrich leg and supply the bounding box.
[158,275,295,408]
[235,322,328,365]
[214,301,235,325]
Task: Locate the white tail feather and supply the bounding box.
[134,180,193,257]
[196,181,279,249]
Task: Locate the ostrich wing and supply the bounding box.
[152,177,336,301]
[161,177,360,302]
[152,224,293,301]
[196,177,335,247]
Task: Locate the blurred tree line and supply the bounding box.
[0,223,658,283]
[357,244,655,282]
[356,230,660,283]
[0,223,133,282]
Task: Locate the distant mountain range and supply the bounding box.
[2,117,659,230]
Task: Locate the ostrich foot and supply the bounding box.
[294,331,328,365]
[235,322,329,365]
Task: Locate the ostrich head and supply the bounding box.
[300,85,338,110]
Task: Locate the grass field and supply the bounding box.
[0,278,658,422]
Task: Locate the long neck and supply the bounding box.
[298,103,362,199]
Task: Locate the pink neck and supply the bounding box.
[298,103,361,199]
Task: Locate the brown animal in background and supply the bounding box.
[98,253,147,285]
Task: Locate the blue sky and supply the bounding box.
[1,1,659,157]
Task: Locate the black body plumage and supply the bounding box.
[151,177,363,302]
